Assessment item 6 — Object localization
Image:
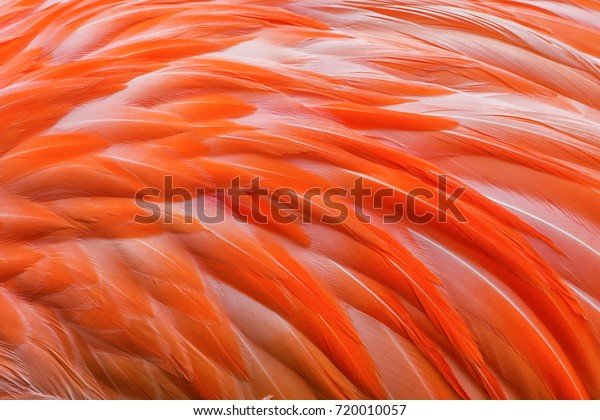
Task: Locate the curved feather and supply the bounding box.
[0,0,598,400]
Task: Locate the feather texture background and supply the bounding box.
[0,0,599,399]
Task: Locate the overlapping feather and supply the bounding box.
[0,0,598,399]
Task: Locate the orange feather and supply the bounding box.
[0,0,598,400]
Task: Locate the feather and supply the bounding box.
[0,0,599,401]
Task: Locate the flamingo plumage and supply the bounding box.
[0,0,599,400]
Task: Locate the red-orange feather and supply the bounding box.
[0,0,598,400]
